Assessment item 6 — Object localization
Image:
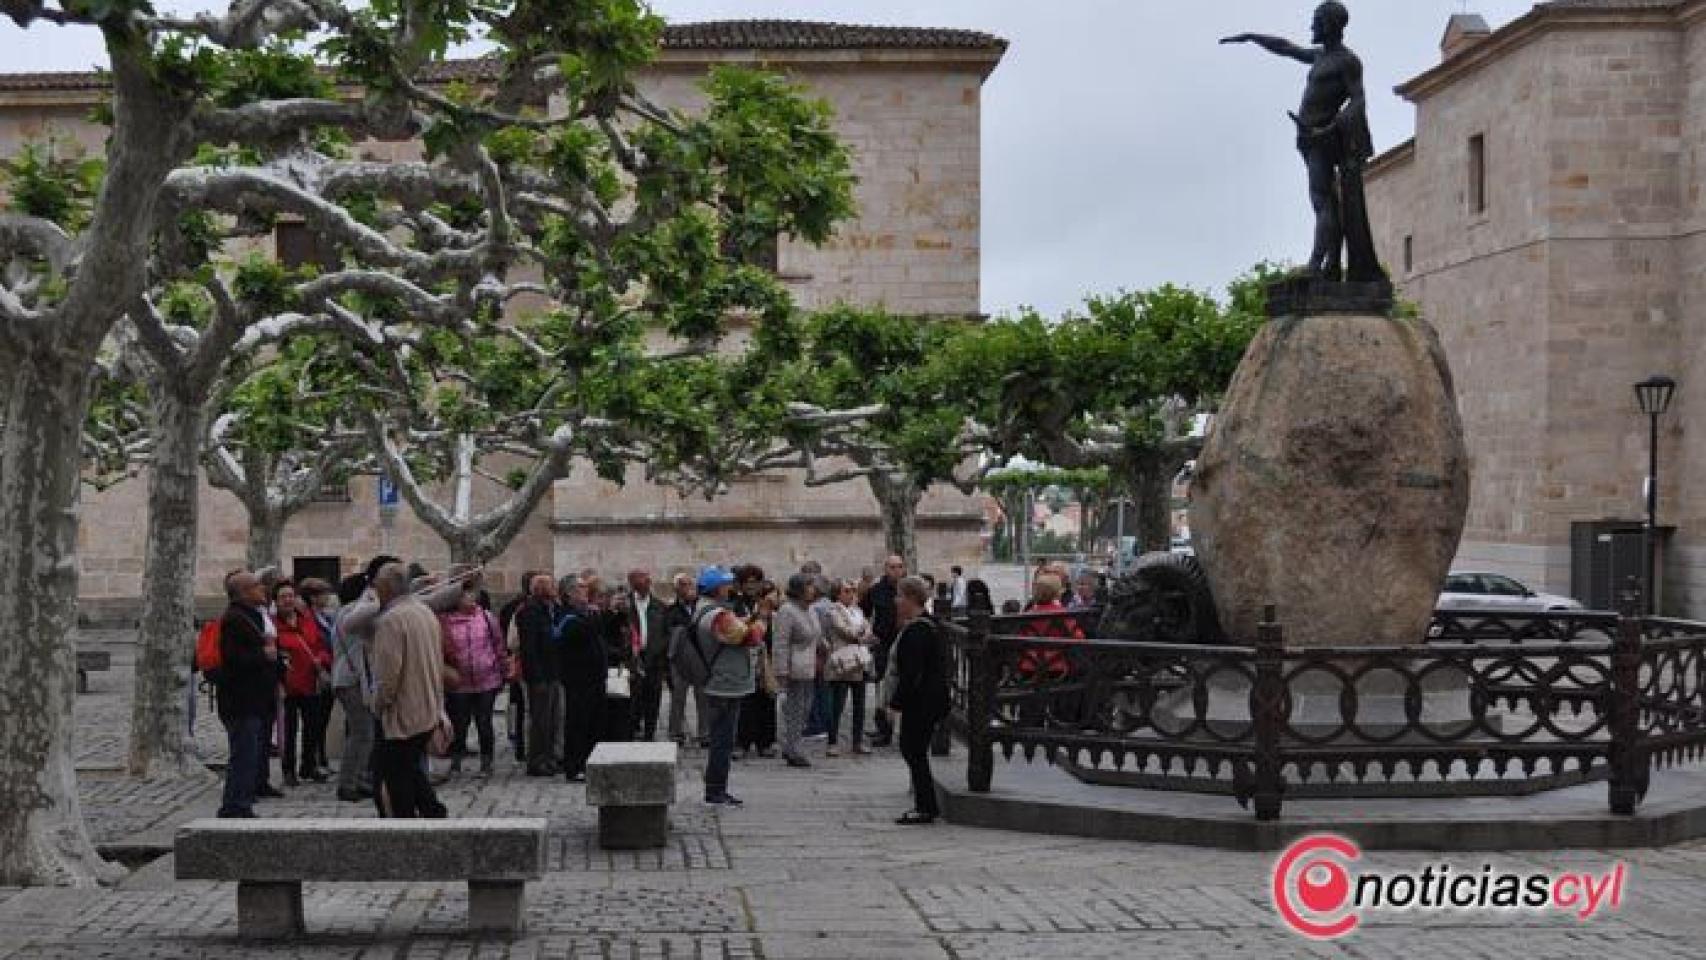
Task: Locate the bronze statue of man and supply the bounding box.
[1223,2,1387,284]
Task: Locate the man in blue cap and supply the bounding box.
[691,566,759,805]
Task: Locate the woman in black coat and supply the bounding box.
[887,576,951,824]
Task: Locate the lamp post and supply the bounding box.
[1635,376,1677,615]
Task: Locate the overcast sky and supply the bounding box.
[2,1,1539,315]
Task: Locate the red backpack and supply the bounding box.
[195,620,223,681]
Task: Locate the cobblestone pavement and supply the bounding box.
[4,636,1699,958]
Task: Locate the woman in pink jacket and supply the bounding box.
[439,585,509,777]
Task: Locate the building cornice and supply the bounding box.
[1395,1,1706,103]
[1367,138,1415,180]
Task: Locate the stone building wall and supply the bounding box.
[1367,4,1702,613]
[0,27,1004,616]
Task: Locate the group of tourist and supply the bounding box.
[204,553,962,826]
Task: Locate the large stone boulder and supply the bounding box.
[1190,312,1469,646]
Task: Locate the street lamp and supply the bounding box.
[1635,375,1677,615]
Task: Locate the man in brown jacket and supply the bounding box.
[369,563,450,818]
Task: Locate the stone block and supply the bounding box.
[585,741,678,806]
[468,880,526,935]
[236,881,305,940]
[597,805,670,850]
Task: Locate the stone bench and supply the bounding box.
[586,741,677,849]
[174,818,547,939]
[76,650,111,694]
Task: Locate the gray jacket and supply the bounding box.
[771,601,824,682]
[332,580,465,692]
[697,599,756,699]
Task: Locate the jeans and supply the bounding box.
[899,713,941,817]
[562,681,604,779]
[526,681,565,772]
[828,681,866,748]
[779,679,814,759]
[446,689,499,764]
[373,732,447,818]
[703,695,742,798]
[804,681,833,736]
[219,711,266,817]
[335,686,375,792]
[668,665,708,743]
[282,693,326,778]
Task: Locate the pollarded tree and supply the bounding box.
[727,306,994,572]
[0,0,852,886]
[204,335,368,571]
[943,269,1276,552]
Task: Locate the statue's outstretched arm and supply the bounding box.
[1220,34,1317,65]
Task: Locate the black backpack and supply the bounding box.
[669,606,727,688]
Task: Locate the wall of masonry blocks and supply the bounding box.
[1369,20,1706,611]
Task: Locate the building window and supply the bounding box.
[1403,235,1414,274]
[1468,134,1487,216]
[275,219,339,271]
[313,478,351,503]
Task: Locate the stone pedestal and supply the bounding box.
[236,881,305,939]
[468,880,526,935]
[586,742,677,850]
[597,805,670,849]
[1190,302,1470,646]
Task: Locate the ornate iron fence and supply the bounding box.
[941,600,1706,820]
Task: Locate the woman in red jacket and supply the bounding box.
[275,581,332,787]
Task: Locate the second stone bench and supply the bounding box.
[585,741,678,849]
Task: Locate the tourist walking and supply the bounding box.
[516,574,565,776]
[665,573,708,746]
[439,583,508,777]
[864,555,905,747]
[888,576,950,825]
[274,581,331,788]
[696,567,759,806]
[773,574,826,768]
[369,563,450,818]
[558,579,608,782]
[628,569,670,741]
[215,570,281,818]
[824,579,875,756]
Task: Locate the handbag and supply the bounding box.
[428,711,454,757]
[756,650,780,696]
[828,643,871,677]
[605,666,631,699]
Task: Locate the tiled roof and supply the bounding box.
[660,20,1005,52]
[0,20,1006,92]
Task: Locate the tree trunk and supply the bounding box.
[869,472,922,574]
[127,388,210,781]
[245,508,285,573]
[1130,453,1178,554]
[0,344,122,886]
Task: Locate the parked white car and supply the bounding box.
[1438,572,1584,612]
